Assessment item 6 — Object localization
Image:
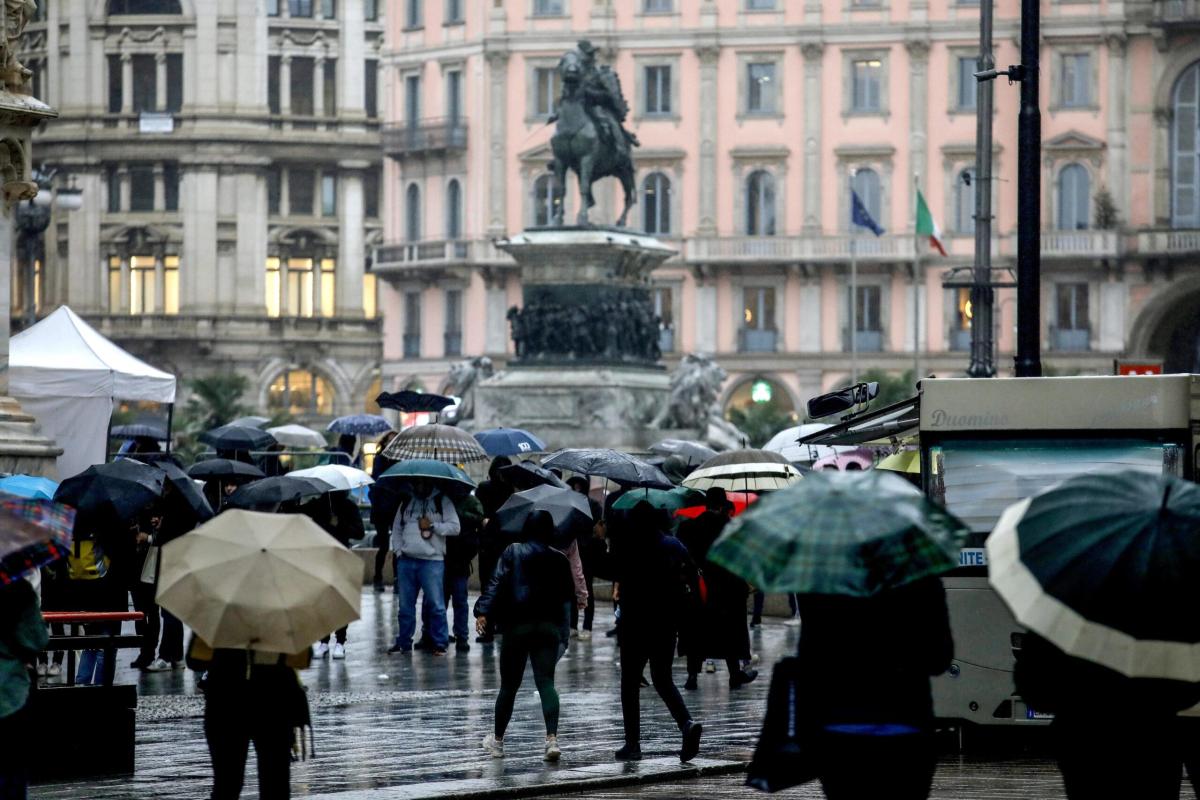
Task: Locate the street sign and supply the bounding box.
[1115,359,1164,376]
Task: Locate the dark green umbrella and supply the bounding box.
[612,486,705,514]
[379,459,476,497]
[708,469,968,597]
[988,471,1200,682]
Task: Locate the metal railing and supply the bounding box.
[1137,229,1200,254]
[383,118,468,157]
[686,234,916,263]
[374,239,508,271]
[1154,0,1200,22]
[1050,327,1090,352]
[738,328,777,353]
[1039,230,1119,258]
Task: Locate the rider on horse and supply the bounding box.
[572,40,640,160]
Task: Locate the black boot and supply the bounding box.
[729,669,759,689]
[684,675,699,691]
[680,721,702,763]
[615,743,642,761]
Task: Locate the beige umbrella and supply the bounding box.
[156,509,361,654]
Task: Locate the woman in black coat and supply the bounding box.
[676,489,757,690]
[795,576,952,800]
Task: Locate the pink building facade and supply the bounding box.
[376,0,1200,422]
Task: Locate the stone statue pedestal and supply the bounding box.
[473,228,676,451]
[0,396,62,477]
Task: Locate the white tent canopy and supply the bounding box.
[11,306,177,478]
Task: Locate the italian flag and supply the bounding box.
[915,189,947,256]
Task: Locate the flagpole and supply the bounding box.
[849,174,858,384]
[913,176,922,383]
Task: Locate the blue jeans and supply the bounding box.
[446,572,469,643]
[395,556,447,651]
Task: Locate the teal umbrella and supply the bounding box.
[708,470,968,597]
[612,486,705,514]
[379,459,476,496]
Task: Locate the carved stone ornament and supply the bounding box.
[1,0,36,93]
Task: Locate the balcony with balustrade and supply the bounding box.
[1136,228,1200,256]
[372,239,513,280]
[685,234,916,265]
[383,118,468,160]
[1153,0,1200,26]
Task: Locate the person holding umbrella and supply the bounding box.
[387,477,460,657]
[677,488,758,692]
[369,431,399,592]
[567,476,602,641]
[475,456,515,644]
[599,500,703,763]
[475,511,576,762]
[301,490,365,661]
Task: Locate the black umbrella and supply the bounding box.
[376,390,455,414]
[54,460,165,523]
[495,484,593,549]
[543,449,673,489]
[226,475,335,509]
[111,423,169,441]
[650,439,717,468]
[500,461,567,491]
[187,459,266,484]
[199,424,276,452]
[154,462,215,529]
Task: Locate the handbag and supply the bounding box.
[139,546,160,584]
[746,656,820,793]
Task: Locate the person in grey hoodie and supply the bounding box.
[387,479,460,656]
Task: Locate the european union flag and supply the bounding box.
[851,190,885,237]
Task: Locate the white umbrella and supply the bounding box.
[682,450,803,492]
[266,424,327,449]
[764,424,853,465]
[156,510,361,654]
[289,464,374,492]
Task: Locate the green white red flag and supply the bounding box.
[915,189,947,256]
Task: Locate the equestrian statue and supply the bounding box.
[549,40,640,227]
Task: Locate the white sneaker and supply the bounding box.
[578,630,592,641]
[314,642,329,658]
[331,642,346,660]
[47,663,62,677]
[704,659,717,674]
[570,628,579,639]
[784,617,802,627]
[544,735,561,762]
[36,663,46,677]
[482,733,504,758]
[146,658,171,672]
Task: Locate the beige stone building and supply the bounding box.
[21,0,385,422]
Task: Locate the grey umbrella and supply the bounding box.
[495,484,594,549]
[543,449,673,489]
[650,439,717,467]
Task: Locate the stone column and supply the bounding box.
[66,170,102,313]
[154,255,166,313]
[155,52,168,111]
[339,0,366,117]
[314,57,326,117]
[193,0,218,111]
[1153,108,1172,226]
[234,165,267,315]
[696,43,720,235]
[153,164,165,210]
[121,53,133,114]
[181,166,219,315]
[801,42,824,233]
[280,56,292,117]
[235,0,268,111]
[1106,35,1128,216]
[906,39,930,231]
[118,167,130,211]
[337,163,367,317]
[484,276,508,354]
[693,268,718,352]
[485,48,509,236]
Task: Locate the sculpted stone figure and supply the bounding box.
[549,41,638,227]
[2,0,36,92]
[650,353,748,451]
[440,356,495,425]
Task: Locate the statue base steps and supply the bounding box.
[474,366,677,451]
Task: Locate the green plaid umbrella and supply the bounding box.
[708,470,968,597]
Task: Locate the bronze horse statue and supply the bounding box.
[549,49,637,227]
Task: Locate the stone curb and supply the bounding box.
[305,758,749,800]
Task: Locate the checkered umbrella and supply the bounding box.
[381,424,489,464]
[0,497,76,585]
[708,470,968,597]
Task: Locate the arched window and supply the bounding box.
[405,183,421,242]
[745,170,776,236]
[533,174,558,227]
[446,179,462,239]
[851,168,882,226]
[1057,163,1090,231]
[641,173,671,235]
[268,369,335,416]
[955,168,976,234]
[108,0,182,13]
[1173,61,1200,228]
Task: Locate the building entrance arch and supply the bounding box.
[1127,275,1200,373]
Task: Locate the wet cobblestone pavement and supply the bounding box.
[30,589,1198,799]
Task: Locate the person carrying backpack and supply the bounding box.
[387,479,460,657]
[66,514,123,685]
[415,493,482,655]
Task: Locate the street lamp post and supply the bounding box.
[14,168,82,330]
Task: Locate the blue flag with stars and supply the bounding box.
[851,190,885,237]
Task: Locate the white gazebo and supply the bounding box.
[10,306,177,478]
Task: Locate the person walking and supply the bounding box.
[130,508,165,671]
[677,488,758,691]
[601,501,702,763]
[474,511,575,762]
[794,576,952,800]
[387,479,460,657]
[369,431,399,592]
[1016,632,1197,799]
[189,637,311,800]
[475,457,515,644]
[306,491,364,660]
[567,476,602,640]
[0,576,48,799]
